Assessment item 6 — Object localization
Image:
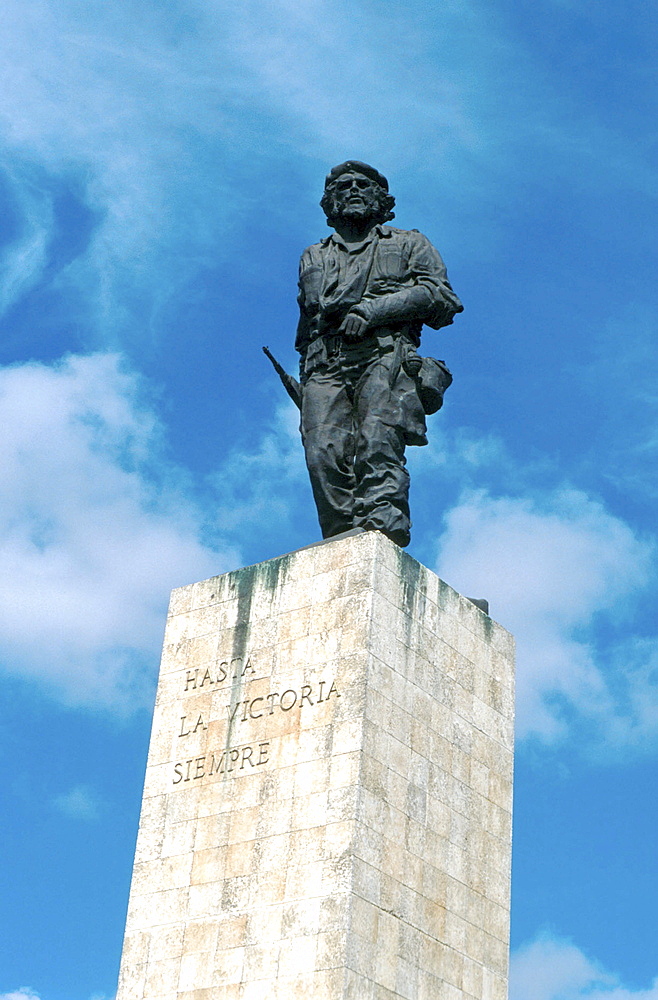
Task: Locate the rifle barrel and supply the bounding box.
[262,346,302,410]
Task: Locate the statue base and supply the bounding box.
[116,531,514,1000]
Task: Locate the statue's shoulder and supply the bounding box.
[381,226,431,243]
[300,236,331,261]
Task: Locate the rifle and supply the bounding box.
[262,346,302,410]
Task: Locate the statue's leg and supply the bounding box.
[301,368,356,538]
[352,358,411,547]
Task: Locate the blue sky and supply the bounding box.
[0,1,656,998]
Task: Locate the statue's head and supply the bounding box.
[320,160,396,229]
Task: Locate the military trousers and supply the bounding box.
[300,339,411,547]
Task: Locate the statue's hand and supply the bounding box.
[340,309,369,341]
[403,352,423,377]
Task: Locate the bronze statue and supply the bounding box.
[266,160,462,547]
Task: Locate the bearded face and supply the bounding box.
[321,171,395,229]
[332,172,381,220]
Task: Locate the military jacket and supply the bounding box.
[295,225,463,354]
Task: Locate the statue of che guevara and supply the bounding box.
[265,161,463,547]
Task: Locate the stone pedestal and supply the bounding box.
[116,531,514,1000]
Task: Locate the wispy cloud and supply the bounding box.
[0,352,236,709]
[0,0,247,337]
[52,784,103,822]
[511,933,658,1000]
[0,161,54,314]
[0,0,650,340]
[201,0,478,163]
[210,400,309,540]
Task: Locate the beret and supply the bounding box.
[324,160,389,192]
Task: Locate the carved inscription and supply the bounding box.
[177,680,339,741]
[173,650,341,785]
[173,742,270,783]
[184,657,255,691]
[227,679,339,724]
[179,714,208,737]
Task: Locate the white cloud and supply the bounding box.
[0,352,236,709]
[53,784,103,822]
[0,981,110,999]
[511,934,658,1000]
[436,488,655,743]
[0,991,42,1000]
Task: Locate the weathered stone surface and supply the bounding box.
[116,531,514,1000]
